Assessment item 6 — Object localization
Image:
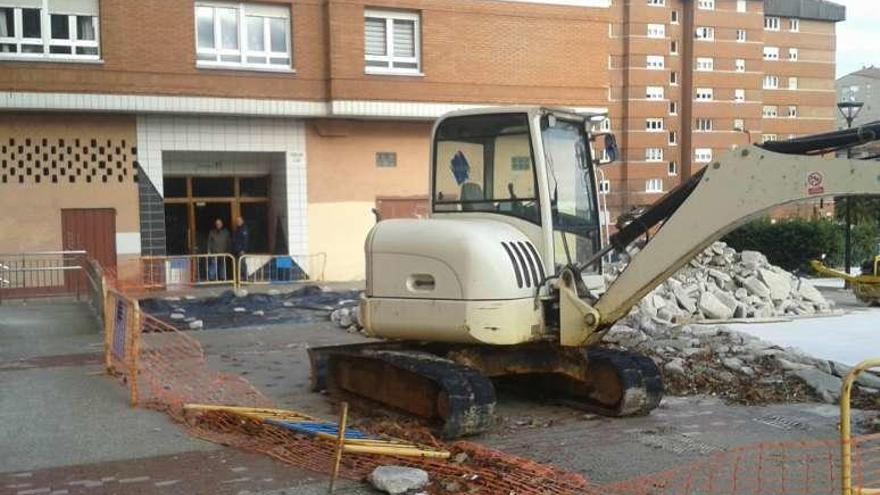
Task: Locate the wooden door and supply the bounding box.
[61,208,117,271]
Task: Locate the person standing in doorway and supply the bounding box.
[206,218,231,281]
[232,216,250,281]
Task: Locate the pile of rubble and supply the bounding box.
[612,242,834,324]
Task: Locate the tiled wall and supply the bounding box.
[136,115,308,257]
[136,164,166,256]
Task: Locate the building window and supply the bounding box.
[734,88,745,102]
[697,0,714,9]
[695,118,713,132]
[670,71,678,85]
[695,88,713,101]
[695,26,714,40]
[668,130,677,145]
[671,10,678,23]
[598,180,611,194]
[646,118,664,131]
[736,29,747,42]
[669,101,677,114]
[646,55,665,69]
[670,40,678,54]
[668,161,678,176]
[763,46,779,60]
[364,9,420,75]
[762,105,778,118]
[733,119,745,131]
[0,0,99,60]
[735,58,746,72]
[647,0,666,6]
[647,23,665,38]
[376,152,398,168]
[646,86,665,100]
[645,178,664,193]
[764,16,780,30]
[696,57,714,71]
[763,75,779,89]
[762,134,778,143]
[787,106,798,118]
[196,3,291,69]
[695,148,713,163]
[789,48,798,61]
[646,148,664,162]
[788,76,798,89]
[789,18,799,32]
[737,0,747,13]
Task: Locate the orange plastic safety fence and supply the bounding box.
[854,434,880,492]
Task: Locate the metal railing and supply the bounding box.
[238,253,326,286]
[0,250,87,303]
[136,254,238,290]
[841,358,880,495]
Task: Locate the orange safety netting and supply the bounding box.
[99,277,880,495]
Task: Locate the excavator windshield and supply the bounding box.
[540,115,601,273]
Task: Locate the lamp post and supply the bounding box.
[837,100,864,284]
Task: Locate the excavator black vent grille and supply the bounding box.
[501,241,545,289]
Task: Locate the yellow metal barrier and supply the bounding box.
[237,253,326,286]
[136,254,238,290]
[841,357,880,495]
[103,289,142,407]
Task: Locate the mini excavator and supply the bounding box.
[309,107,880,438]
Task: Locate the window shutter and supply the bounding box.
[364,17,386,56]
[242,4,288,18]
[3,0,42,8]
[392,19,414,57]
[48,0,98,15]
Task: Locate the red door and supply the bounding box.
[61,208,117,273]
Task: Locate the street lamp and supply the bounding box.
[837,100,864,284]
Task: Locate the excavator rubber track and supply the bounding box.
[311,345,496,438]
[577,347,664,417]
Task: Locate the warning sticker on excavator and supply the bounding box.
[806,171,824,195]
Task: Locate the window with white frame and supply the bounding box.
[0,0,99,60]
[668,160,678,175]
[646,118,664,131]
[645,178,664,193]
[671,10,678,23]
[734,89,745,102]
[735,58,746,72]
[647,23,665,38]
[669,101,677,114]
[695,26,714,40]
[764,16,780,30]
[763,46,779,60]
[598,180,610,194]
[695,118,713,132]
[736,29,747,42]
[733,118,744,131]
[670,40,678,54]
[788,76,798,89]
[695,148,713,163]
[646,55,665,69]
[788,105,798,118]
[737,0,747,13]
[696,57,714,71]
[670,71,678,84]
[196,3,291,69]
[646,86,664,100]
[647,0,665,6]
[645,148,664,162]
[668,130,677,145]
[763,75,779,89]
[762,105,778,118]
[762,134,778,143]
[695,88,713,101]
[789,48,798,61]
[697,0,714,9]
[364,9,420,75]
[789,18,799,32]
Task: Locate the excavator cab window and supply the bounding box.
[433,113,541,224]
[540,114,602,274]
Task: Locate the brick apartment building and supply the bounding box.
[0,0,843,281]
[605,0,844,222]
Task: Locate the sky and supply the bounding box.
[834,0,880,78]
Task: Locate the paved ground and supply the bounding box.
[1,284,876,494]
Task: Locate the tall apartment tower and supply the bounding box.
[604,0,845,223]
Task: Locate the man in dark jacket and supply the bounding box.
[232,216,250,281]
[206,218,231,280]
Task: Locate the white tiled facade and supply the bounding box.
[136,115,308,257]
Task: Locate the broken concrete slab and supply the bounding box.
[368,466,429,495]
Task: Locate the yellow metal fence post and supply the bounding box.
[128,298,142,408]
[328,402,349,494]
[840,358,880,495]
[103,288,113,373]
